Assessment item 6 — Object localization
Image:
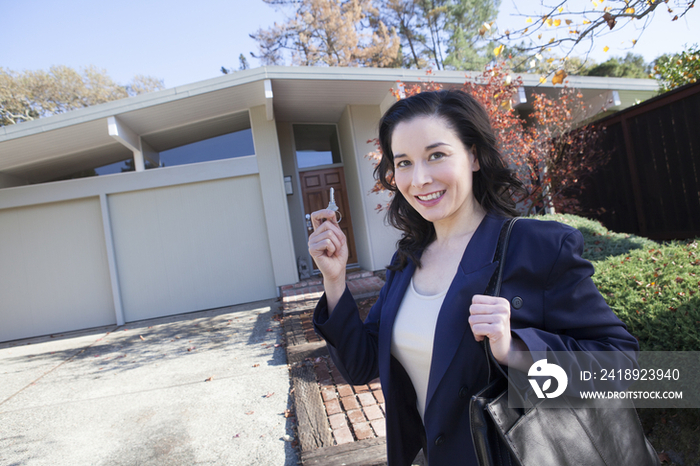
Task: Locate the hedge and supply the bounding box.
[536,214,700,352]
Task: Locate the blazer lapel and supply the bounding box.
[425,214,506,409]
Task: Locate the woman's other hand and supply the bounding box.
[469,295,533,371]
[308,209,348,310]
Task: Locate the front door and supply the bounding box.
[300,167,358,268]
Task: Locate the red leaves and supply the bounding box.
[364,64,605,214]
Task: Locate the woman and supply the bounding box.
[308,90,639,466]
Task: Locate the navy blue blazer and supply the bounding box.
[313,214,639,466]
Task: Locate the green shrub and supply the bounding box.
[532,214,699,462]
[592,241,700,351]
[533,214,700,351]
[536,213,658,262]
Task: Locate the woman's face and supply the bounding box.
[391,115,480,226]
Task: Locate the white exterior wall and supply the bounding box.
[249,106,299,286]
[337,106,372,271]
[342,105,400,271]
[277,122,310,270]
[108,176,276,322]
[0,197,115,341]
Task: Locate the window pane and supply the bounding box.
[95,159,136,175]
[293,124,341,169]
[158,128,255,168]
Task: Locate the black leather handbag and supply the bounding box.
[469,217,661,466]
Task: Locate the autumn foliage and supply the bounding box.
[367,63,609,215]
[251,0,400,67]
[652,44,700,93]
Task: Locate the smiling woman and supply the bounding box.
[391,116,481,232]
[308,90,651,466]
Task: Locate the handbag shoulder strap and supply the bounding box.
[484,217,519,382]
[485,217,519,297]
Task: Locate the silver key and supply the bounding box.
[327,187,339,212]
[325,188,342,223]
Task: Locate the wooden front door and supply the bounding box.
[300,167,358,267]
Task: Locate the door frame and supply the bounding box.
[291,122,359,272]
[298,166,358,271]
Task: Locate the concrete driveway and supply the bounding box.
[0,299,298,466]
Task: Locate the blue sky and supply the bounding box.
[3,0,698,89]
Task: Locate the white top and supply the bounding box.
[390,277,449,421]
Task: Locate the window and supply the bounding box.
[41,125,255,184]
[293,124,341,169]
[158,128,255,167]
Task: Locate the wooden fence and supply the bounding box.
[579,82,700,240]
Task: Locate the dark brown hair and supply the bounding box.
[376,89,525,271]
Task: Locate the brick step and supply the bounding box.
[281,271,383,302]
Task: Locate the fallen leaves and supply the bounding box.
[245,411,254,415]
[205,376,214,382]
[263,392,275,398]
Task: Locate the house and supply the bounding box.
[0,66,659,342]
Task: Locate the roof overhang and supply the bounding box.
[0,66,659,184]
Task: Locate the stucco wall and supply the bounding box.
[343,105,400,271]
[337,106,371,271]
[277,121,310,273]
[249,106,299,286]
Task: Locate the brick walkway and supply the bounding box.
[281,271,387,461]
[281,271,426,466]
[306,309,386,445]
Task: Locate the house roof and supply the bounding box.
[0,66,659,184]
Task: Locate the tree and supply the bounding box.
[239,53,251,70]
[366,64,609,214]
[488,0,695,80]
[583,53,650,78]
[441,0,500,70]
[221,54,252,74]
[250,0,401,67]
[0,65,164,126]
[380,0,500,70]
[250,0,499,70]
[652,44,700,92]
